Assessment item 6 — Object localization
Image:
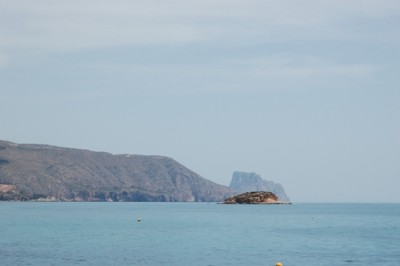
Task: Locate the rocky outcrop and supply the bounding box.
[223,191,280,204]
[0,140,233,202]
[229,171,290,203]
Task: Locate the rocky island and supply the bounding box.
[223,191,287,204]
[229,171,290,203]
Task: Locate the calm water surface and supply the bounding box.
[0,202,399,265]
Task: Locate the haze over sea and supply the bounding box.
[1,202,399,266]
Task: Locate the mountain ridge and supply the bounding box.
[0,140,233,202]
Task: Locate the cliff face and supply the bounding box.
[229,171,290,203]
[0,140,232,202]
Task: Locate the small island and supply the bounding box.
[223,191,291,204]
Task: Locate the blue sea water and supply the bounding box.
[0,202,399,266]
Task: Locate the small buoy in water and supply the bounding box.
[137,218,141,223]
[276,262,283,266]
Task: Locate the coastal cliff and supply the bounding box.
[0,140,233,202]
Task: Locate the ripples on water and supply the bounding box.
[0,202,399,266]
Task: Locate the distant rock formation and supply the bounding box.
[0,140,233,202]
[229,171,290,203]
[223,191,280,204]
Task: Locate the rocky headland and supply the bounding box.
[0,140,233,202]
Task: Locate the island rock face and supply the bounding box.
[223,191,279,204]
[229,171,290,203]
[0,140,233,202]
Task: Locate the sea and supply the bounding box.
[0,202,399,266]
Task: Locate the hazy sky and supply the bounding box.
[1,1,399,202]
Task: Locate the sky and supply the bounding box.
[1,0,399,202]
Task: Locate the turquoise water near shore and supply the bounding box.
[1,202,399,265]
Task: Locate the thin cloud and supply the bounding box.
[0,53,7,67]
[1,0,399,54]
[0,0,397,95]
[69,54,384,96]
[226,54,384,79]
